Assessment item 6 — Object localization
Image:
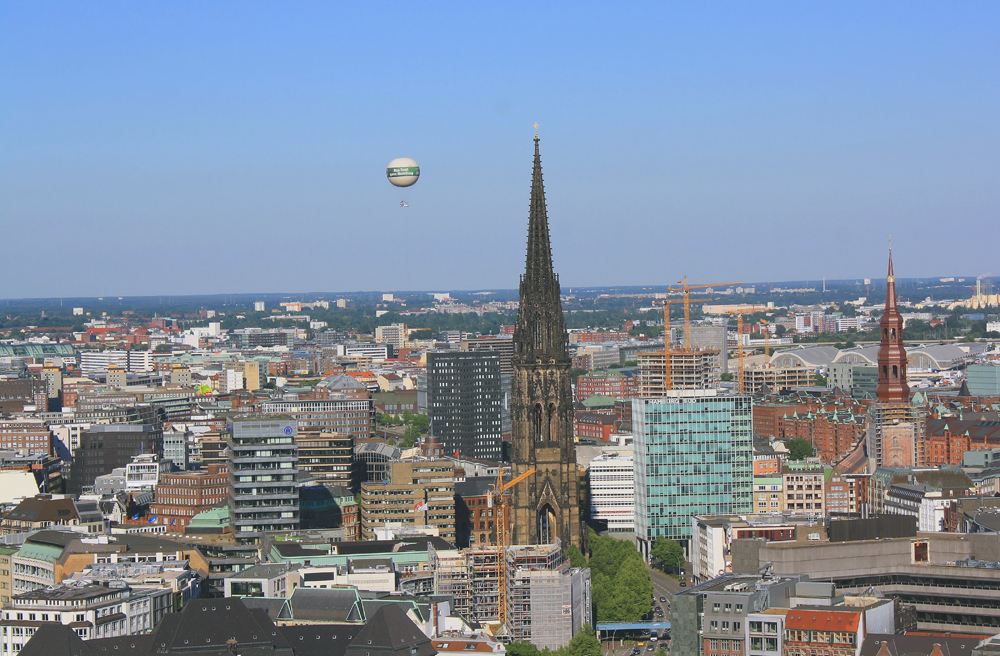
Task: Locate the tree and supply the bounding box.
[786,438,814,461]
[720,372,734,382]
[562,626,601,656]
[589,532,652,622]
[651,537,684,574]
[814,373,828,386]
[564,544,587,568]
[153,344,173,353]
[507,643,541,656]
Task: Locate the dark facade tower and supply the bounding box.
[510,135,581,549]
[876,249,910,403]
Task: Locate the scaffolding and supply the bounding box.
[467,548,501,624]
[433,551,471,619]
[505,544,568,645]
[867,402,927,469]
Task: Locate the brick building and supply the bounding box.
[0,419,52,456]
[148,464,230,529]
[776,409,866,464]
[575,370,637,402]
[574,412,617,442]
[783,608,863,656]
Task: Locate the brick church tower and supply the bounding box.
[876,248,910,403]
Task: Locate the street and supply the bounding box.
[601,563,686,656]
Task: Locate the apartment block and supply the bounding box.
[0,419,52,456]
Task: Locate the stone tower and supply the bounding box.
[876,248,910,403]
[509,134,581,549]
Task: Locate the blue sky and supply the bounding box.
[1,2,998,298]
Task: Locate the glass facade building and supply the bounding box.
[226,415,299,537]
[632,390,753,558]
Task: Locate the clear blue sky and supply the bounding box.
[2,2,998,298]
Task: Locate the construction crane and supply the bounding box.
[759,319,771,362]
[669,276,743,351]
[727,307,767,394]
[652,297,706,391]
[489,467,535,630]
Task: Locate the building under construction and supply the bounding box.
[505,542,592,650]
[637,350,719,395]
[432,543,591,650]
[867,402,927,469]
[741,365,814,395]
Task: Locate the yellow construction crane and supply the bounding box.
[489,467,535,629]
[652,297,706,390]
[759,319,771,362]
[727,307,767,394]
[669,276,743,351]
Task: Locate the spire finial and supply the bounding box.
[533,122,539,139]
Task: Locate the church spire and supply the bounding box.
[514,133,568,364]
[876,245,909,403]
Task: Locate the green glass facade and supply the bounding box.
[633,391,753,557]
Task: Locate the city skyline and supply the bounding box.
[2,3,998,298]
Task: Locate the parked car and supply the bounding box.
[659,596,667,602]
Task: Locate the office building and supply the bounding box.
[588,452,635,533]
[0,582,171,650]
[70,425,163,495]
[360,459,455,541]
[633,390,753,556]
[0,419,52,456]
[227,415,299,537]
[968,364,1000,396]
[424,350,503,461]
[255,397,371,435]
[162,430,189,470]
[148,464,229,530]
[295,429,354,488]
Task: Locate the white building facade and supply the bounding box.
[588,453,635,534]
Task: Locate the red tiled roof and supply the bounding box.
[786,609,860,632]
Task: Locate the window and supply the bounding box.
[735,604,743,612]
[713,603,720,612]
[709,639,718,650]
[724,603,731,612]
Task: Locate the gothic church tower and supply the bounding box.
[509,135,582,549]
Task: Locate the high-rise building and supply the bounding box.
[227,415,299,537]
[632,390,753,556]
[70,424,163,495]
[163,430,190,470]
[375,323,408,350]
[424,351,503,460]
[295,429,354,488]
[509,134,581,549]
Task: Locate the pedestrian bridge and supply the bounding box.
[596,622,671,632]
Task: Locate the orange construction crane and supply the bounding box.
[727,307,766,394]
[489,467,535,629]
[669,276,743,351]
